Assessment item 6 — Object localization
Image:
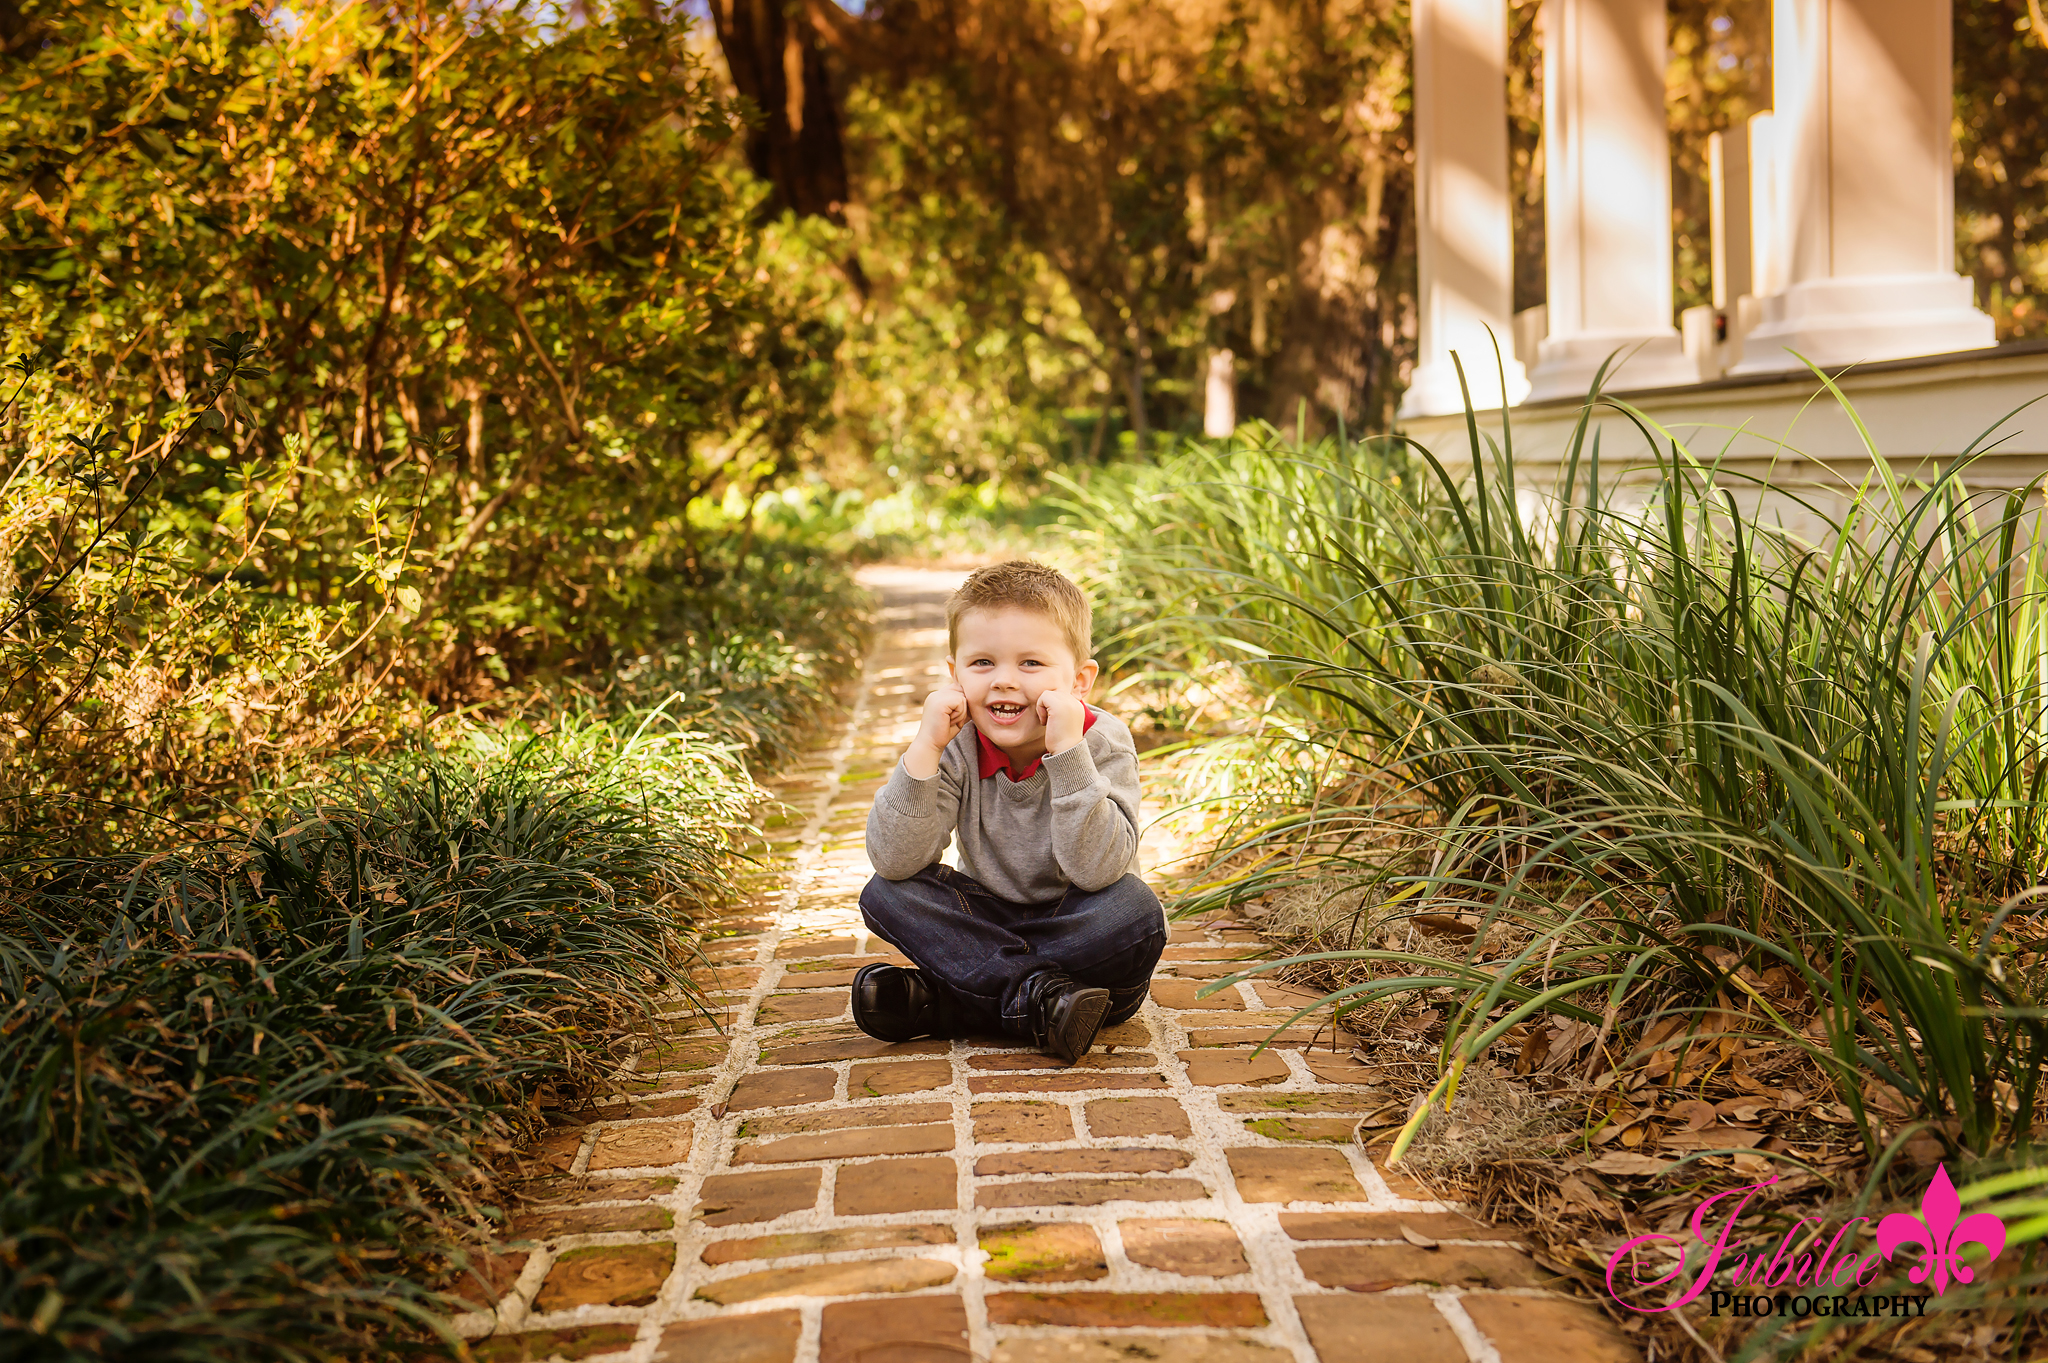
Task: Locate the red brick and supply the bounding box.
[972,1101,1075,1143]
[1179,1050,1289,1087]
[766,1035,949,1065]
[517,1176,676,1207]
[509,1203,674,1238]
[735,1124,954,1165]
[974,1177,1208,1209]
[742,1102,951,1137]
[975,1149,1188,1176]
[728,1068,836,1111]
[695,1257,956,1305]
[834,1156,957,1215]
[587,1121,692,1172]
[651,1309,801,1363]
[1458,1295,1641,1363]
[1218,1092,1388,1113]
[1151,979,1244,1010]
[980,1223,1108,1282]
[1294,1295,1466,1363]
[1118,1219,1248,1277]
[535,1243,675,1310]
[848,1058,953,1096]
[702,1224,953,1265]
[447,1249,527,1306]
[627,1093,705,1119]
[1280,1211,1522,1242]
[986,1292,1266,1328]
[1296,1243,1555,1291]
[969,1072,1167,1094]
[1241,1116,1361,1142]
[819,1295,969,1363]
[991,1340,1290,1363]
[530,1129,585,1174]
[1302,1051,1385,1085]
[1084,1097,1191,1138]
[637,1039,728,1072]
[968,1051,1157,1070]
[472,1323,640,1362]
[1225,1148,1367,1203]
[694,1168,821,1226]
[775,936,855,958]
[757,992,849,1024]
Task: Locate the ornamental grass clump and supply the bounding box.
[1062,371,2048,1166]
[0,725,752,1361]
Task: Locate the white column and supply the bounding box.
[1733,0,1994,373]
[1203,349,1237,438]
[1526,0,1699,400]
[1400,0,1529,417]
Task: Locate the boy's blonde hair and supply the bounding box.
[947,561,1093,664]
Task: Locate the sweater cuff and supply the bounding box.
[881,760,941,815]
[1041,739,1103,797]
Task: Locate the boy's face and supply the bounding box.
[949,606,1099,756]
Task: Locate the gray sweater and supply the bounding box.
[865,708,1143,903]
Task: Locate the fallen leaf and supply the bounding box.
[1399,1223,1440,1249]
[1716,1097,1768,1123]
[1589,1150,1673,1176]
[1661,1126,1766,1152]
[1668,1099,1718,1131]
[1412,913,1477,940]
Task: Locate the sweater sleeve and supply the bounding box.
[1041,717,1142,892]
[865,747,964,881]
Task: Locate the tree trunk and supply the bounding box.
[707,0,854,224]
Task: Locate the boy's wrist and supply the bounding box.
[902,738,946,779]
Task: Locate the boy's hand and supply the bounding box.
[904,681,969,778]
[1038,688,1088,756]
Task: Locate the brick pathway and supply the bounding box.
[456,566,1640,1363]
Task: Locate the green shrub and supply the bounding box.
[1063,386,2048,1159]
[0,725,753,1361]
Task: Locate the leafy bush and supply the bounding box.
[1063,391,2048,1160]
[0,723,755,1361]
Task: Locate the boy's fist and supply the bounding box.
[1038,688,1088,755]
[904,681,969,778]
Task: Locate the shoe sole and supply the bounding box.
[1049,987,1111,1064]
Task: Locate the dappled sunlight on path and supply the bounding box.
[449,567,1639,1363]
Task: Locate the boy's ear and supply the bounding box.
[1075,659,1100,697]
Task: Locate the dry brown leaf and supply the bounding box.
[1660,1126,1766,1152]
[1667,1099,1718,1131]
[1411,913,1477,940]
[1588,1150,1673,1176]
[1716,1097,1767,1123]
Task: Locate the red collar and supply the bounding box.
[975,706,1098,781]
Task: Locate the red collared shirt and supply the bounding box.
[975,705,1099,782]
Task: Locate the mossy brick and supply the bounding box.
[693,1257,955,1305]
[968,1072,1167,1094]
[734,1123,954,1165]
[510,1203,674,1239]
[1242,1116,1362,1142]
[586,1121,692,1171]
[979,1222,1108,1282]
[534,1242,675,1310]
[741,1101,951,1138]
[755,992,848,1024]
[702,1224,952,1266]
[471,1323,640,1362]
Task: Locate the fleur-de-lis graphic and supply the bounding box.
[1876,1164,2007,1296]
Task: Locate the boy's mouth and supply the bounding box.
[982,699,1031,727]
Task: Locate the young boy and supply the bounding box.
[854,561,1165,1062]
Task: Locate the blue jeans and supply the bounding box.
[858,864,1166,1038]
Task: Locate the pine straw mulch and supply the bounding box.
[1219,888,2048,1363]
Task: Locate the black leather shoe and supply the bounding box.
[851,963,949,1043]
[1022,969,1111,1063]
